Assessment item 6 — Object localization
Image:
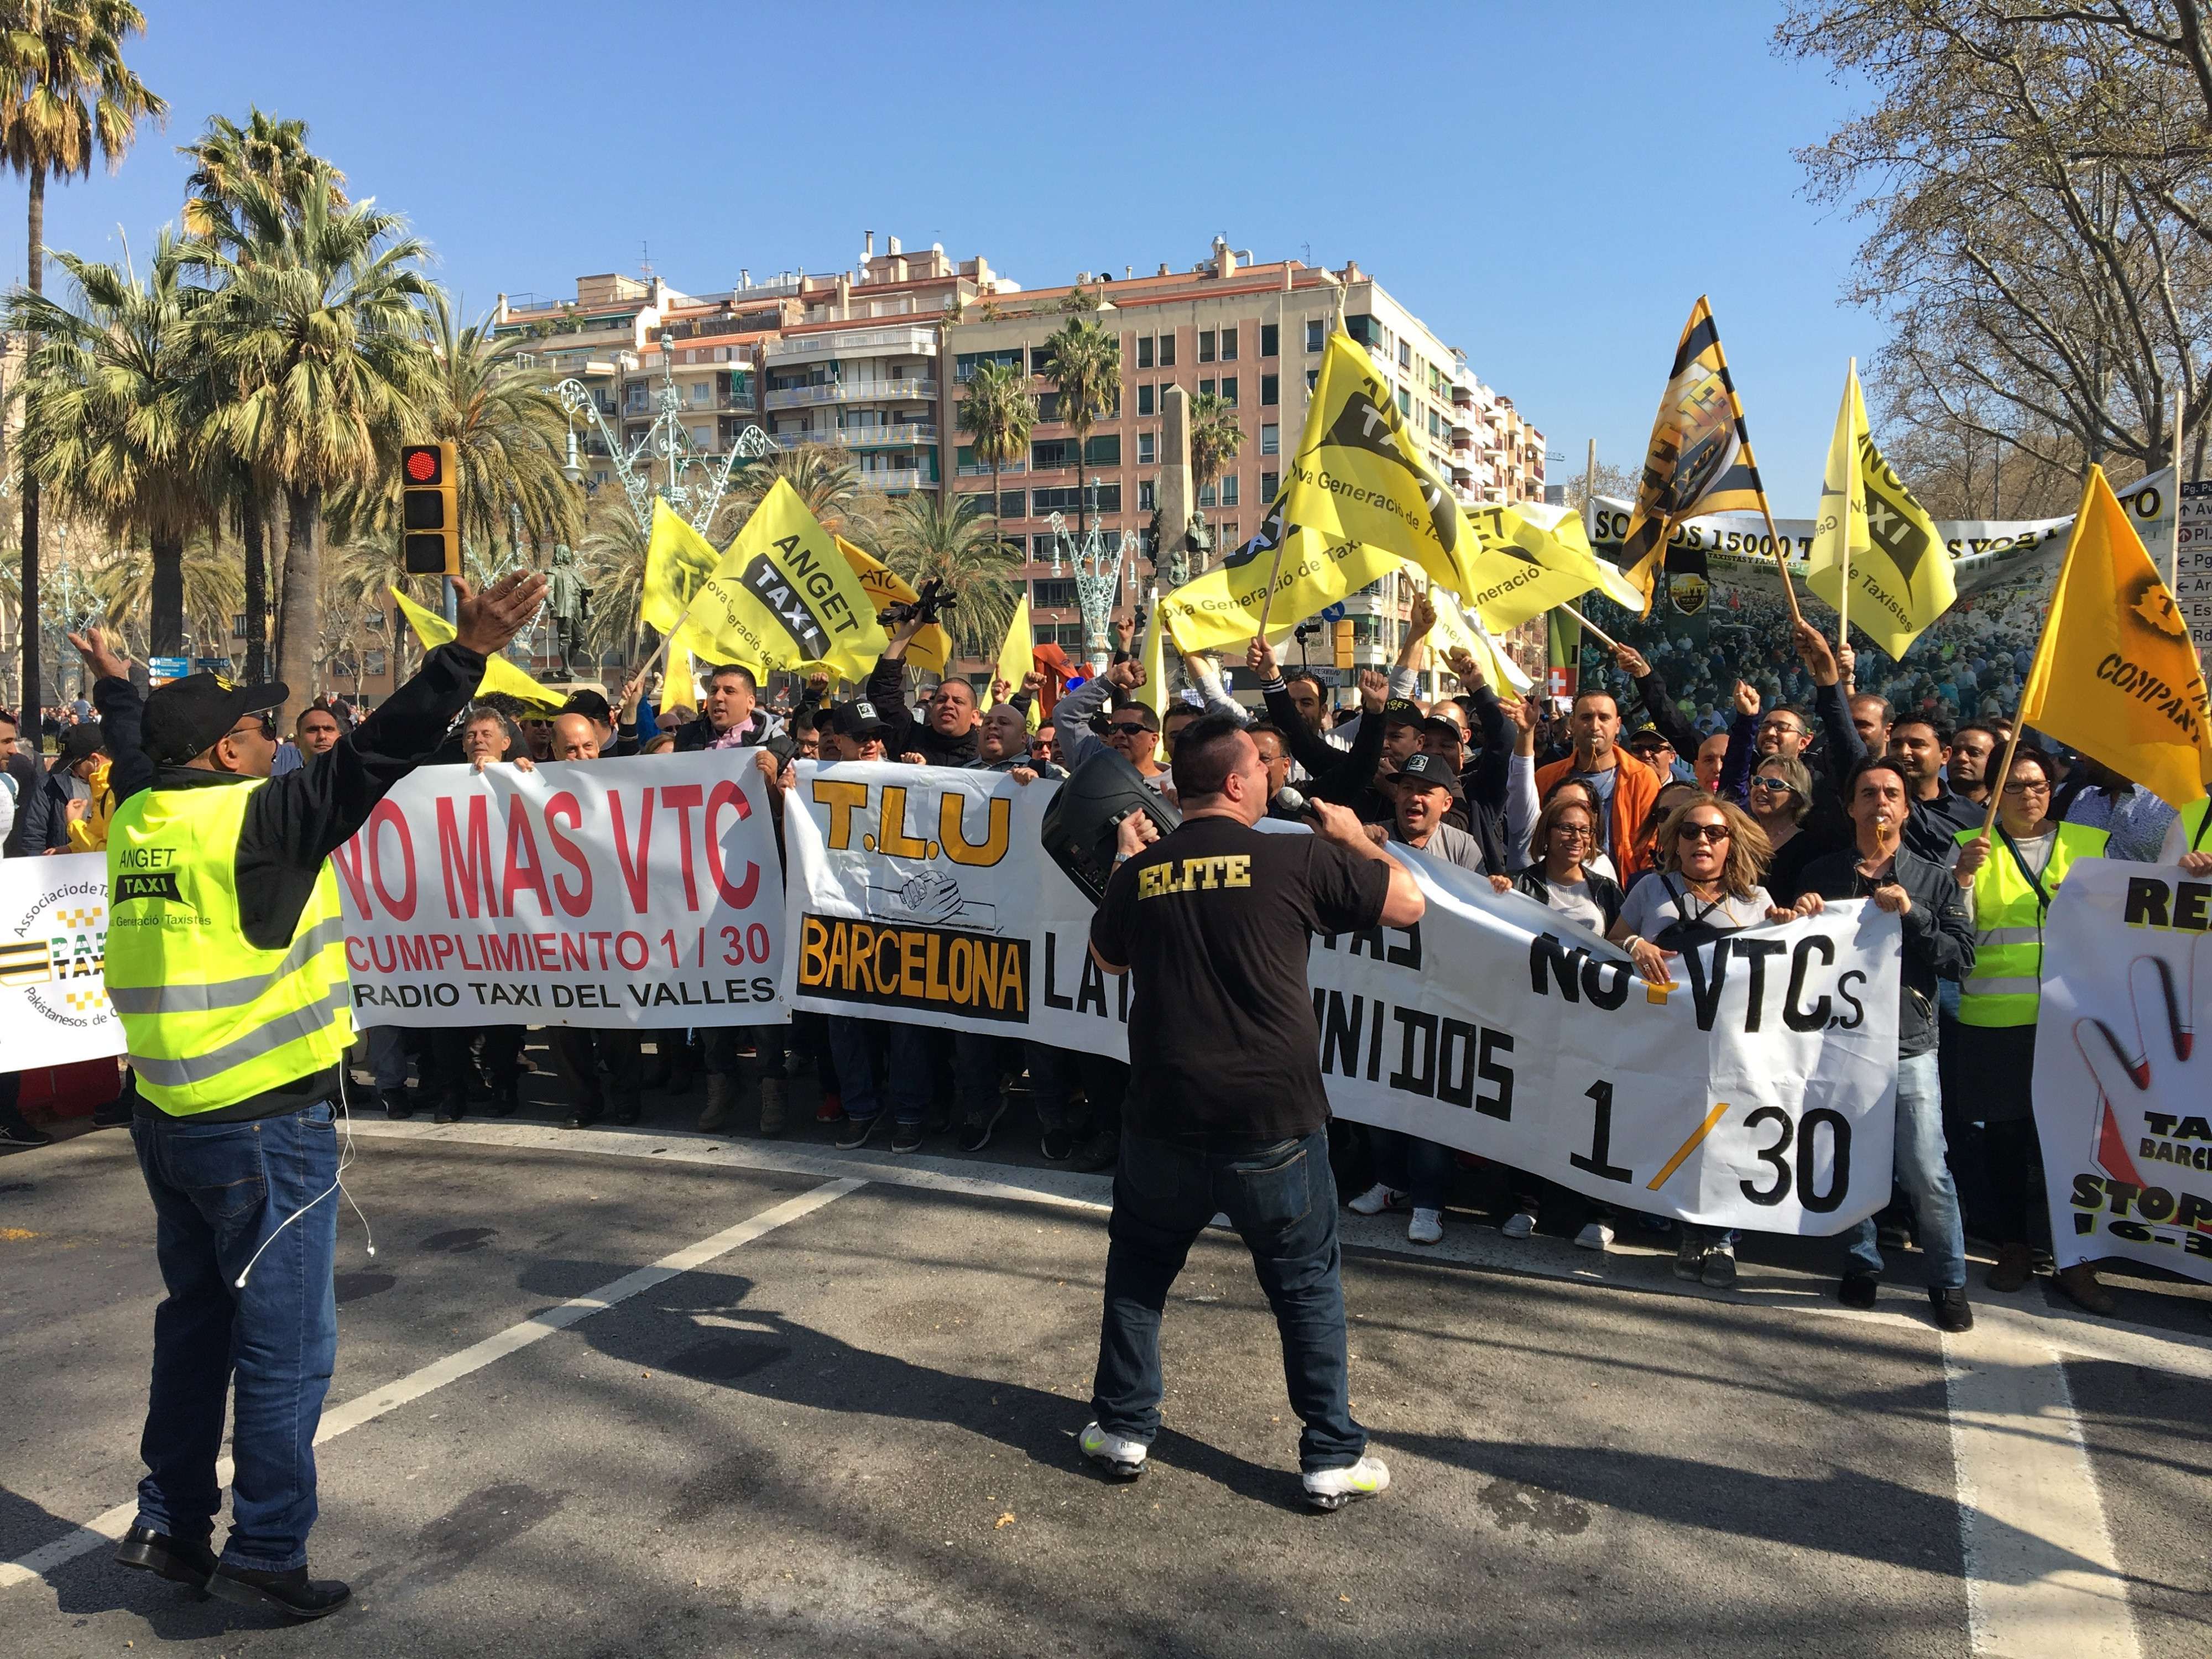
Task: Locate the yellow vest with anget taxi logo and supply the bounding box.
[1953,820,2107,1028]
[105,780,352,1115]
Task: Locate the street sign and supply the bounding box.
[147,656,189,686]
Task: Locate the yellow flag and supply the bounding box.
[1618,297,1773,614]
[389,586,564,708]
[674,478,889,681]
[994,597,1040,730]
[1156,498,1399,653]
[1804,362,1953,657]
[641,498,720,637]
[1416,569,1533,695]
[1462,501,1625,633]
[2017,467,2212,809]
[1280,330,1480,599]
[1135,589,1171,766]
[834,535,951,675]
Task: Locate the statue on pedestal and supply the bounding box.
[546,544,592,679]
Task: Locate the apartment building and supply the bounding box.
[942,239,1546,679]
[492,234,1546,691]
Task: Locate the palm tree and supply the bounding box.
[872,490,1021,661]
[955,357,1035,552]
[1187,390,1245,537]
[85,530,242,658]
[734,444,860,529]
[0,0,164,713]
[192,163,435,723]
[177,108,342,681]
[577,497,649,664]
[8,233,208,655]
[1039,312,1120,541]
[179,106,343,242]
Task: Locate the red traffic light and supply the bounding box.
[403,446,442,484]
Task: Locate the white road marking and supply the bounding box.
[0,1176,860,1595]
[1945,1323,2142,1659]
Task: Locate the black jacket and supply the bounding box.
[98,641,489,1120]
[1800,843,1973,1058]
[1511,865,1626,933]
[867,653,980,766]
[11,760,82,855]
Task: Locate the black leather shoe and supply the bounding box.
[206,1562,352,1620]
[1929,1286,1975,1333]
[1839,1271,1880,1310]
[114,1526,216,1594]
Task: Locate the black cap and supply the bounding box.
[1419,715,1463,744]
[1385,750,1464,797]
[58,723,107,763]
[561,689,613,725]
[1625,723,1671,748]
[830,699,893,739]
[140,674,288,766]
[1378,697,1424,730]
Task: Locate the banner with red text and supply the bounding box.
[338,753,786,1029]
[2033,859,2212,1281]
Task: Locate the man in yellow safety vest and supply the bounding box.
[70,571,543,1619]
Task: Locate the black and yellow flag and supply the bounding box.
[1281,330,1480,599]
[1804,361,1954,656]
[1618,298,1771,613]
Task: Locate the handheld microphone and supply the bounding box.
[1272,786,1323,821]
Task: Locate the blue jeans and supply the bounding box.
[1364,1126,1453,1212]
[129,1102,340,1572]
[1845,1050,1966,1290]
[827,1016,930,1124]
[1091,1128,1365,1473]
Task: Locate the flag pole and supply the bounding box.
[1759,491,1806,627]
[1558,600,1621,652]
[2173,382,2187,593]
[1837,356,1853,691]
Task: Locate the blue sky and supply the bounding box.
[7,0,1875,507]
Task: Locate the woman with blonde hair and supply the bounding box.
[1607,794,1775,1289]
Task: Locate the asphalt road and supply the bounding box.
[2,1061,2208,1659]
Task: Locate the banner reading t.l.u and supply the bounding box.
[2034,859,2212,1282]
[338,753,786,1029]
[783,763,1903,1233]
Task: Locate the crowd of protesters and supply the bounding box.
[3,588,2195,1334]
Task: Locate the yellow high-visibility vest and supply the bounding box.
[1953,820,2107,1028]
[105,780,351,1114]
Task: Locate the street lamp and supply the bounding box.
[554,328,773,537]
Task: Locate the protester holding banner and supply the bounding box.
[1948,750,2115,1313]
[1747,755,1832,905]
[1495,794,1625,933]
[2060,758,2177,863]
[1376,752,1487,877]
[670,664,783,754]
[870,614,983,767]
[80,570,544,1619]
[2159,795,2212,872]
[1082,713,1421,1509]
[1789,758,1975,1329]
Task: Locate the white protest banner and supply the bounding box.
[782,763,1901,1232]
[2032,859,2212,1281]
[1,851,125,1066]
[338,752,786,1030]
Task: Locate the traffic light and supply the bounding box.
[400,442,460,576]
[1332,618,1355,670]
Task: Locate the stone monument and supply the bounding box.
[1158,384,1196,589]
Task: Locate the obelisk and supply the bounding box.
[1159,385,1194,588]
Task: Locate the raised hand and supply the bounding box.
[455,571,550,657]
[1612,643,1651,680]
[1359,668,1388,713]
[67,627,132,684]
[1733,680,1761,718]
[1246,636,1280,680]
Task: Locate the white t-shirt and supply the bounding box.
[1617,875,1775,944]
[1543,875,1607,933]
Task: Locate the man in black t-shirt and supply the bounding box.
[1082,713,1424,1511]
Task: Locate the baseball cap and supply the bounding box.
[140,674,289,766]
[1625,723,1669,747]
[58,723,107,763]
[830,699,893,739]
[1378,697,1425,730]
[1384,750,1464,797]
[1419,715,1463,745]
[560,689,613,726]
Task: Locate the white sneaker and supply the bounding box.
[1407,1208,1443,1245]
[1574,1220,1614,1252]
[1500,1211,1537,1240]
[1078,1421,1147,1480]
[1303,1454,1391,1512]
[1348,1183,1405,1217]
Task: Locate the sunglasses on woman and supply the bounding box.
[1748,776,1794,793]
[1676,823,1731,844]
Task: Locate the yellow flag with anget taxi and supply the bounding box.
[389,586,564,708]
[674,478,889,681]
[641,498,720,638]
[1280,329,1481,601]
[1804,361,1953,656]
[1155,495,1398,654]
[2016,466,2212,810]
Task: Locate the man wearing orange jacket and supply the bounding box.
[1533,688,1663,877]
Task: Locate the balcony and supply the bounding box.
[771,423,938,451]
[763,379,938,410]
[763,323,940,361]
[955,459,1027,477]
[861,468,924,493]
